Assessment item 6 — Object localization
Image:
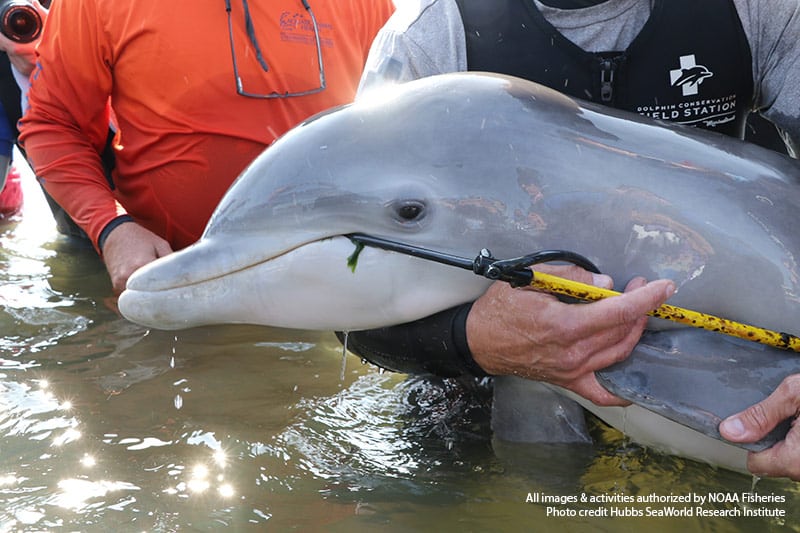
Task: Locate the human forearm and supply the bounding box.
[18,0,120,249]
[739,0,800,153]
[343,263,675,409]
[22,123,123,248]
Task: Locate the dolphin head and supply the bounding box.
[119,74,567,330]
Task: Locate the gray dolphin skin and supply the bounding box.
[119,72,800,473]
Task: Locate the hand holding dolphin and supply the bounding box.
[467,264,675,406]
[102,222,173,295]
[720,375,800,481]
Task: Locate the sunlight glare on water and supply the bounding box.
[0,157,798,531]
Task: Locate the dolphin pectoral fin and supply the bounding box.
[491,376,592,444]
[597,329,800,452]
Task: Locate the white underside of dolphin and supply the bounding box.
[119,73,800,474]
[564,388,749,468]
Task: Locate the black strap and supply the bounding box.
[338,303,488,379]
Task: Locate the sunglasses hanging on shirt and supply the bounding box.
[224,0,327,99]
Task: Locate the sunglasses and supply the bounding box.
[224,0,326,99]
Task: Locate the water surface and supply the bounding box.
[1,162,797,531]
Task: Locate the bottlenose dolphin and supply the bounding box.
[119,72,800,473]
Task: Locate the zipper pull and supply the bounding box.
[599,58,615,103]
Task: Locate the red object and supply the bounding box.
[0,164,24,218]
[19,0,394,251]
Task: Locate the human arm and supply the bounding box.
[719,375,800,481]
[0,0,49,134]
[18,0,138,260]
[345,264,675,406]
[17,0,165,291]
[0,0,49,116]
[736,0,800,155]
[357,0,467,97]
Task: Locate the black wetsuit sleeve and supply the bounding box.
[337,303,490,378]
[0,53,22,141]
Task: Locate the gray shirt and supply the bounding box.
[358,0,800,150]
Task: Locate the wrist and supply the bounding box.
[465,304,503,376]
[97,214,135,253]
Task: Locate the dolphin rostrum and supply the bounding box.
[119,72,800,473]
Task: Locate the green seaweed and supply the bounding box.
[347,240,365,273]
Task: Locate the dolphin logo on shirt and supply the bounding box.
[672,65,714,89]
[670,55,714,96]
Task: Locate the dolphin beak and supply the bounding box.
[125,234,319,292]
[118,235,490,332]
[119,235,319,329]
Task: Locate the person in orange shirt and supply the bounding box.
[19,0,394,293]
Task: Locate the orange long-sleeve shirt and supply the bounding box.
[20,0,394,251]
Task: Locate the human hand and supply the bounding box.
[719,375,800,481]
[101,221,173,294]
[0,0,49,76]
[466,264,676,406]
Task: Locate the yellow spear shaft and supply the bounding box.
[531,270,800,352]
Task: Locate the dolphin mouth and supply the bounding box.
[118,235,372,330]
[125,234,353,293]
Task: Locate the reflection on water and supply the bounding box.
[1,162,799,531]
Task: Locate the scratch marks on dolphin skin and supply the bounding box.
[631,224,680,245]
[574,135,642,159]
[755,195,774,206]
[623,212,712,284]
[746,210,800,303]
[515,168,549,230]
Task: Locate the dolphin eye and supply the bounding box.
[391,200,427,223]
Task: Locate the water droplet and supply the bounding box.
[340,331,349,381]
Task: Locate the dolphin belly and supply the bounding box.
[561,389,751,473]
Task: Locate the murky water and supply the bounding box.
[1,160,798,531]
